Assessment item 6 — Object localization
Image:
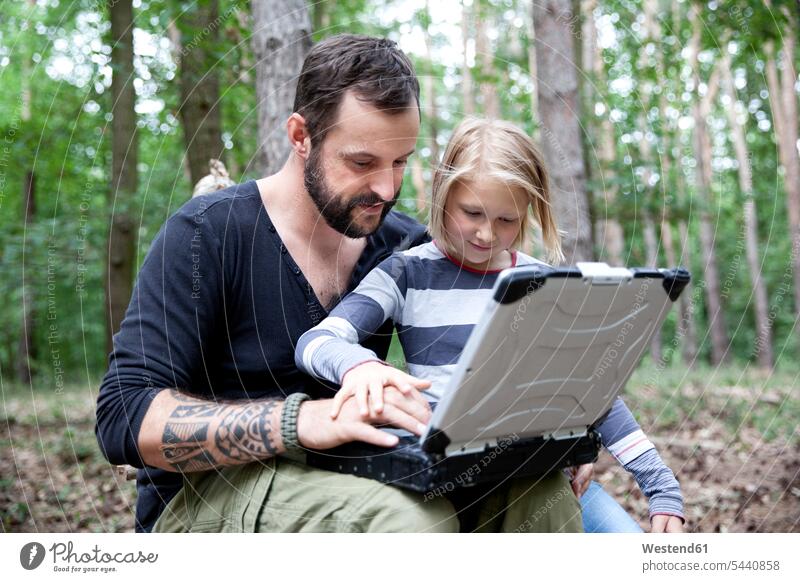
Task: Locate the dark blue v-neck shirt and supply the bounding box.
[95,180,428,531]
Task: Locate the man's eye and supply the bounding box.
[352,161,371,168]
[393,159,408,167]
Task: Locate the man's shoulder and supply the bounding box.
[171,181,262,230]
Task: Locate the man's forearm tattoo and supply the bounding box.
[215,402,280,460]
[161,420,216,472]
[161,390,280,472]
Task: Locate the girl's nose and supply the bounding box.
[476,224,495,243]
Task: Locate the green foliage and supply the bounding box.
[312,0,395,40]
[2,0,800,385]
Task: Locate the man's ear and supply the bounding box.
[287,113,311,159]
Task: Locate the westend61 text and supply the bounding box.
[642,543,708,554]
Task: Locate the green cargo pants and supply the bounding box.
[153,457,583,533]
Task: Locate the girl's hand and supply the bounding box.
[331,361,431,420]
[569,463,593,497]
[296,386,434,451]
[650,515,684,533]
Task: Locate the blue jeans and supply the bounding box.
[580,481,643,533]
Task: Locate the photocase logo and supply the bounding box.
[19,542,46,570]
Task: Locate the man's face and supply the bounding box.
[303,91,420,238]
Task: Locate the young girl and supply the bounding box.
[295,118,684,533]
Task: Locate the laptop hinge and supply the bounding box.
[576,262,632,284]
[420,427,451,455]
[545,428,589,441]
[445,438,498,457]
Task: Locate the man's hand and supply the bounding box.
[650,515,684,533]
[298,385,432,450]
[569,463,593,497]
[331,361,431,419]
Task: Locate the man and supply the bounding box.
[95,34,584,533]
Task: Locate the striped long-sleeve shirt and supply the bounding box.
[295,241,683,521]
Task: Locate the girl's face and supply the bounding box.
[442,179,529,271]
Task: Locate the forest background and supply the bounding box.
[1,0,798,532]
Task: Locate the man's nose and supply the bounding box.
[369,167,397,202]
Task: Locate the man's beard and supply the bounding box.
[304,149,400,238]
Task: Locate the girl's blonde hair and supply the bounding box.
[428,118,564,264]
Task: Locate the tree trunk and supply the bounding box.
[659,0,695,366]
[533,0,593,264]
[422,0,440,165]
[475,4,499,118]
[659,159,686,365]
[526,0,539,138]
[765,31,800,327]
[657,50,678,276]
[677,227,699,363]
[581,0,596,106]
[658,105,679,274]
[595,124,625,266]
[462,1,475,115]
[695,115,729,365]
[311,0,330,36]
[252,0,312,176]
[643,212,663,362]
[17,171,36,384]
[16,2,35,385]
[638,0,662,362]
[639,117,662,364]
[588,6,624,266]
[167,21,194,185]
[721,54,773,368]
[642,215,659,262]
[176,0,224,188]
[779,20,800,333]
[580,0,597,253]
[225,7,253,85]
[690,14,729,365]
[107,0,138,355]
[414,0,438,215]
[676,179,699,364]
[412,162,426,214]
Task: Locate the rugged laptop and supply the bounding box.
[305,263,690,493]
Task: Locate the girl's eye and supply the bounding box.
[464,210,481,217]
[500,217,518,223]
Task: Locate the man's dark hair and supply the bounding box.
[293,34,420,144]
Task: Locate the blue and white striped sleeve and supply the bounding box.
[295,254,408,385]
[597,398,685,521]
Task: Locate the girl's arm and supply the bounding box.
[295,254,408,385]
[295,254,431,418]
[596,398,685,526]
